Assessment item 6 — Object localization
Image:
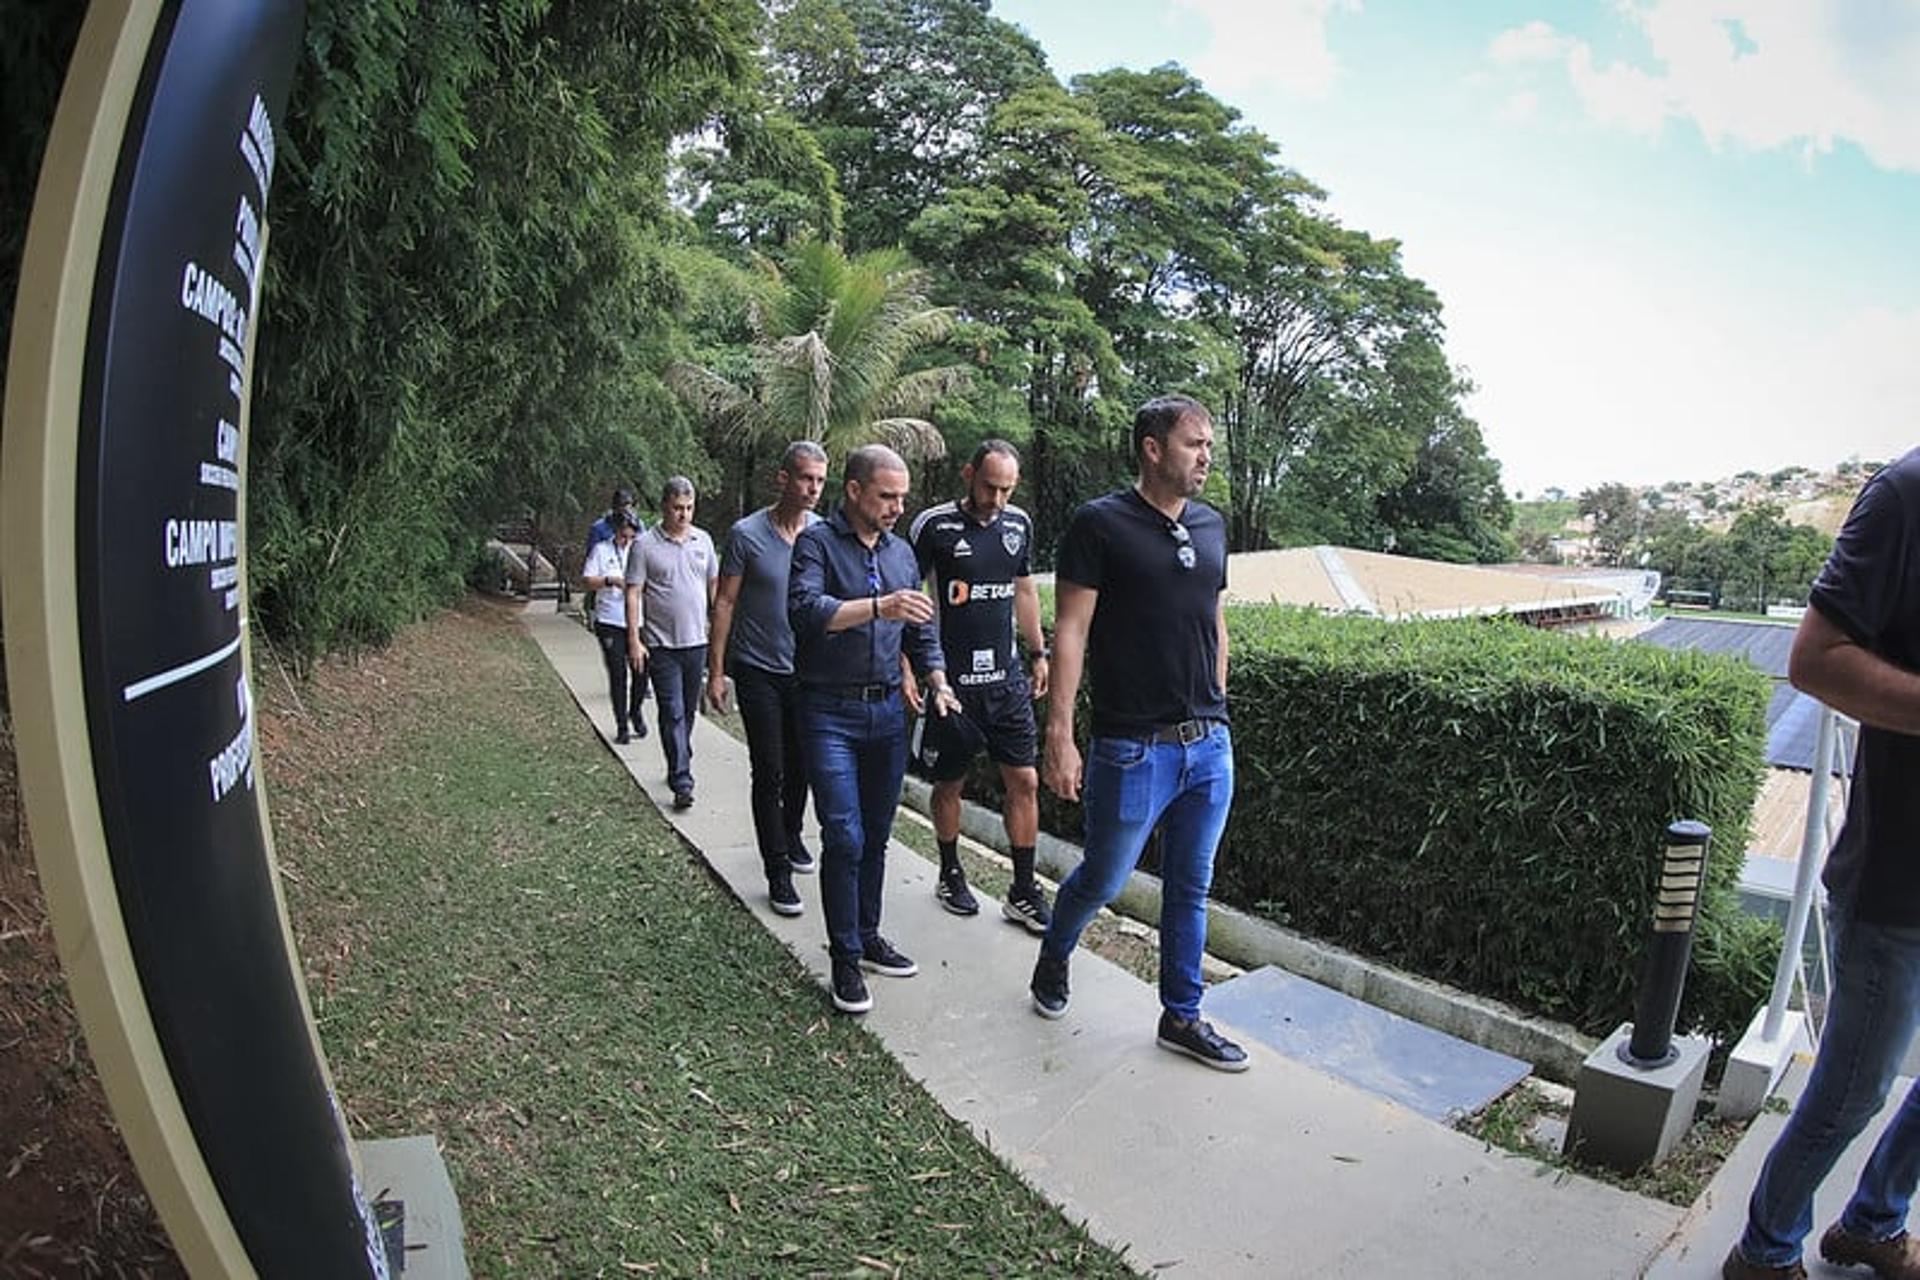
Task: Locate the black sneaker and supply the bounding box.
[672,790,694,811]
[787,841,815,875]
[631,718,648,739]
[935,867,980,916]
[768,870,802,917]
[614,728,631,745]
[831,958,871,1014]
[1156,1012,1250,1072]
[860,936,918,978]
[1030,953,1069,1019]
[1002,885,1051,935]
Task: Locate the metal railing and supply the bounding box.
[1761,702,1855,1047]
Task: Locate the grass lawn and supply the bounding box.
[261,596,1138,1278]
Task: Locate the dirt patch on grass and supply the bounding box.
[0,714,183,1277]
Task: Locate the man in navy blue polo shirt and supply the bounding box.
[790,444,959,1015]
[1029,394,1248,1073]
[908,439,1053,932]
[1724,449,1920,1280]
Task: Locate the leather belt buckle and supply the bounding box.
[1156,718,1209,746]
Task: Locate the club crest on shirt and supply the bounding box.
[1001,526,1023,557]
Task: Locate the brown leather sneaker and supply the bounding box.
[1821,1224,1920,1279]
[1721,1246,1807,1279]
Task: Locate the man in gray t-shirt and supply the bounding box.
[707,442,827,916]
[626,476,718,810]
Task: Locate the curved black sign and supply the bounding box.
[74,2,386,1275]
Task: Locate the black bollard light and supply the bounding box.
[1620,820,1711,1069]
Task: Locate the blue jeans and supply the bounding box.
[1041,724,1233,1021]
[1740,912,1920,1266]
[648,645,706,795]
[800,689,908,962]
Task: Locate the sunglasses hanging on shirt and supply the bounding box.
[1165,519,1195,571]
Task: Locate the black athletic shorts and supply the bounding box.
[954,676,1038,769]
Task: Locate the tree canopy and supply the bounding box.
[3,0,1518,663]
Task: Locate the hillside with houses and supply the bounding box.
[1511,461,1878,612]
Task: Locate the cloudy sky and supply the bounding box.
[991,0,1920,497]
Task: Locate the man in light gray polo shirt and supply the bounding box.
[626,476,718,810]
[708,441,828,916]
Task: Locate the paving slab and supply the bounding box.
[524,607,1684,1278]
[1205,963,1533,1122]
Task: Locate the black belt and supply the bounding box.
[813,682,899,702]
[1150,718,1217,746]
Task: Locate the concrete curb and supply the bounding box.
[901,775,1596,1085]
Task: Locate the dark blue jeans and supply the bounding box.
[648,645,706,795]
[733,662,809,872]
[800,688,908,962]
[1740,911,1920,1266]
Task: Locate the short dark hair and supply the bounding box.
[845,443,907,487]
[612,487,635,508]
[968,439,1019,471]
[779,440,828,474]
[611,508,641,531]
[1132,394,1210,463]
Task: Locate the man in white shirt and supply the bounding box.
[627,477,718,810]
[581,509,646,743]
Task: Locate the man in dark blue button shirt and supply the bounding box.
[1725,448,1920,1280]
[1029,394,1248,1074]
[790,444,957,1015]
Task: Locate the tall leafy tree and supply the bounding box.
[763,0,1050,251]
[1068,64,1288,397]
[667,238,970,462]
[1211,212,1444,550]
[1372,363,1514,563]
[1721,502,1830,609]
[1577,483,1644,566]
[906,83,1128,547]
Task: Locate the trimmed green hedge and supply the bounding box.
[1007,607,1778,1045]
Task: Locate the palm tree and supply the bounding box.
[667,238,969,462]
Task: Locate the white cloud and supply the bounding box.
[1487,2,1920,172]
[1500,89,1542,122]
[1170,0,1361,97]
[1489,19,1577,64]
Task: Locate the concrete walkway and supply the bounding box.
[526,609,1684,1277]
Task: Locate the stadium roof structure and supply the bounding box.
[1221,546,1628,624]
[1634,616,1848,775]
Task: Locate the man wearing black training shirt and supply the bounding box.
[1028,393,1248,1073]
[1724,448,1920,1280]
[907,439,1053,933]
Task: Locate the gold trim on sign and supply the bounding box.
[0,3,254,1274]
